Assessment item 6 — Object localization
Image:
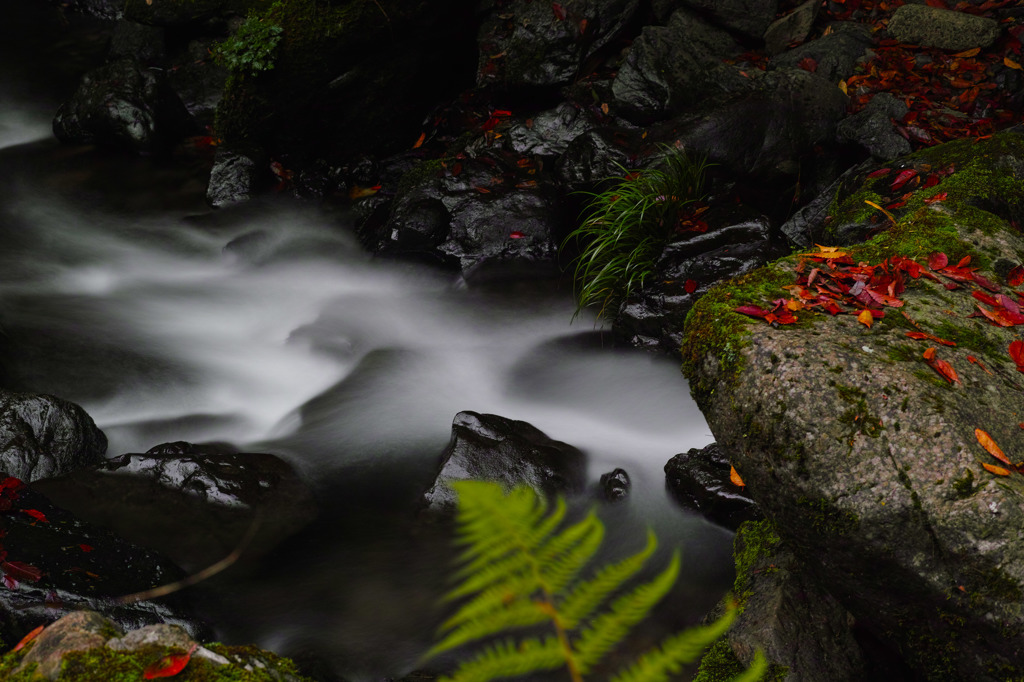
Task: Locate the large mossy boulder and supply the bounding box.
[682,132,1024,680]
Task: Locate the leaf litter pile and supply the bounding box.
[735,245,1024,479]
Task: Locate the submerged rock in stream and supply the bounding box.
[664,443,760,530]
[422,411,586,514]
[0,389,106,483]
[32,441,316,572]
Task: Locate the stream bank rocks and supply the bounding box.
[3,610,310,680]
[683,132,1024,680]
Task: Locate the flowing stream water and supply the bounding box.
[0,5,736,679]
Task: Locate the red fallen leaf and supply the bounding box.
[928,356,960,384]
[866,289,904,307]
[509,231,524,239]
[1,560,42,582]
[866,168,891,178]
[973,273,1001,293]
[983,462,1011,477]
[1008,265,1024,287]
[1010,340,1024,370]
[928,252,949,270]
[411,132,426,149]
[967,355,993,375]
[797,57,817,72]
[734,305,771,318]
[474,187,492,194]
[923,192,947,204]
[2,575,17,589]
[79,544,94,553]
[13,624,44,652]
[578,18,588,34]
[906,331,956,346]
[977,305,1024,327]
[684,279,698,294]
[956,255,972,268]
[0,477,25,496]
[144,643,198,679]
[923,347,936,361]
[937,266,975,283]
[551,2,567,20]
[891,169,918,191]
[729,465,745,488]
[972,290,1000,307]
[21,509,48,524]
[976,428,1012,466]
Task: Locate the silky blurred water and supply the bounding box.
[0,6,736,679]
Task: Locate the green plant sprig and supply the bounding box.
[215,10,284,76]
[424,480,764,682]
[564,148,711,322]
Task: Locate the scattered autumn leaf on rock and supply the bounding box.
[976,428,1012,467]
[1010,340,1024,373]
[144,643,198,679]
[983,462,1011,476]
[729,465,745,488]
[1008,265,1024,287]
[13,624,44,652]
[967,355,993,375]
[857,309,874,328]
[684,279,697,294]
[923,347,959,384]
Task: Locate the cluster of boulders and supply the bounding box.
[18,0,1024,679]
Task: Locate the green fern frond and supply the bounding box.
[439,636,566,682]
[430,599,550,659]
[731,651,769,682]
[537,511,604,594]
[573,552,681,674]
[608,605,736,682]
[558,530,657,629]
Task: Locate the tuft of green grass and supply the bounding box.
[564,148,710,321]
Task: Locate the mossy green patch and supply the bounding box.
[796,496,859,537]
[836,384,883,439]
[680,258,804,406]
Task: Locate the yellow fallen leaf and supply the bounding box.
[864,200,897,225]
[838,79,848,95]
[1005,56,1023,71]
[976,428,1012,467]
[857,309,874,328]
[983,462,1010,477]
[729,465,745,488]
[954,47,981,58]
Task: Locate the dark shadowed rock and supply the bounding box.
[32,441,316,571]
[611,9,748,125]
[0,389,106,482]
[477,0,640,89]
[769,22,873,83]
[653,68,849,178]
[779,158,874,248]
[0,480,206,649]
[555,126,639,191]
[763,0,820,56]
[659,0,779,40]
[684,133,1024,679]
[123,0,226,26]
[664,444,760,529]
[506,102,597,157]
[836,92,912,161]
[53,59,194,155]
[704,520,867,681]
[599,468,630,502]
[422,412,587,513]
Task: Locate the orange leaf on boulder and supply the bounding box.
[976,428,1012,467]
[729,465,745,488]
[983,462,1011,476]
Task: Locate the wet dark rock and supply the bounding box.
[653,68,849,178]
[779,159,874,247]
[708,520,867,681]
[476,0,640,89]
[887,4,1001,51]
[555,126,639,191]
[31,441,316,572]
[107,21,165,63]
[611,9,748,125]
[422,412,587,513]
[0,389,106,483]
[615,213,786,353]
[58,0,124,20]
[836,92,912,161]
[664,443,760,530]
[53,58,195,155]
[378,151,566,283]
[0,481,206,649]
[770,22,873,83]
[165,38,230,132]
[506,102,597,158]
[206,145,267,208]
[670,0,779,40]
[599,468,630,502]
[763,0,820,56]
[123,0,226,27]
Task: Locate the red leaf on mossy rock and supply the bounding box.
[1008,264,1024,287]
[144,643,198,679]
[13,625,44,652]
[928,252,949,270]
[1011,340,1024,372]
